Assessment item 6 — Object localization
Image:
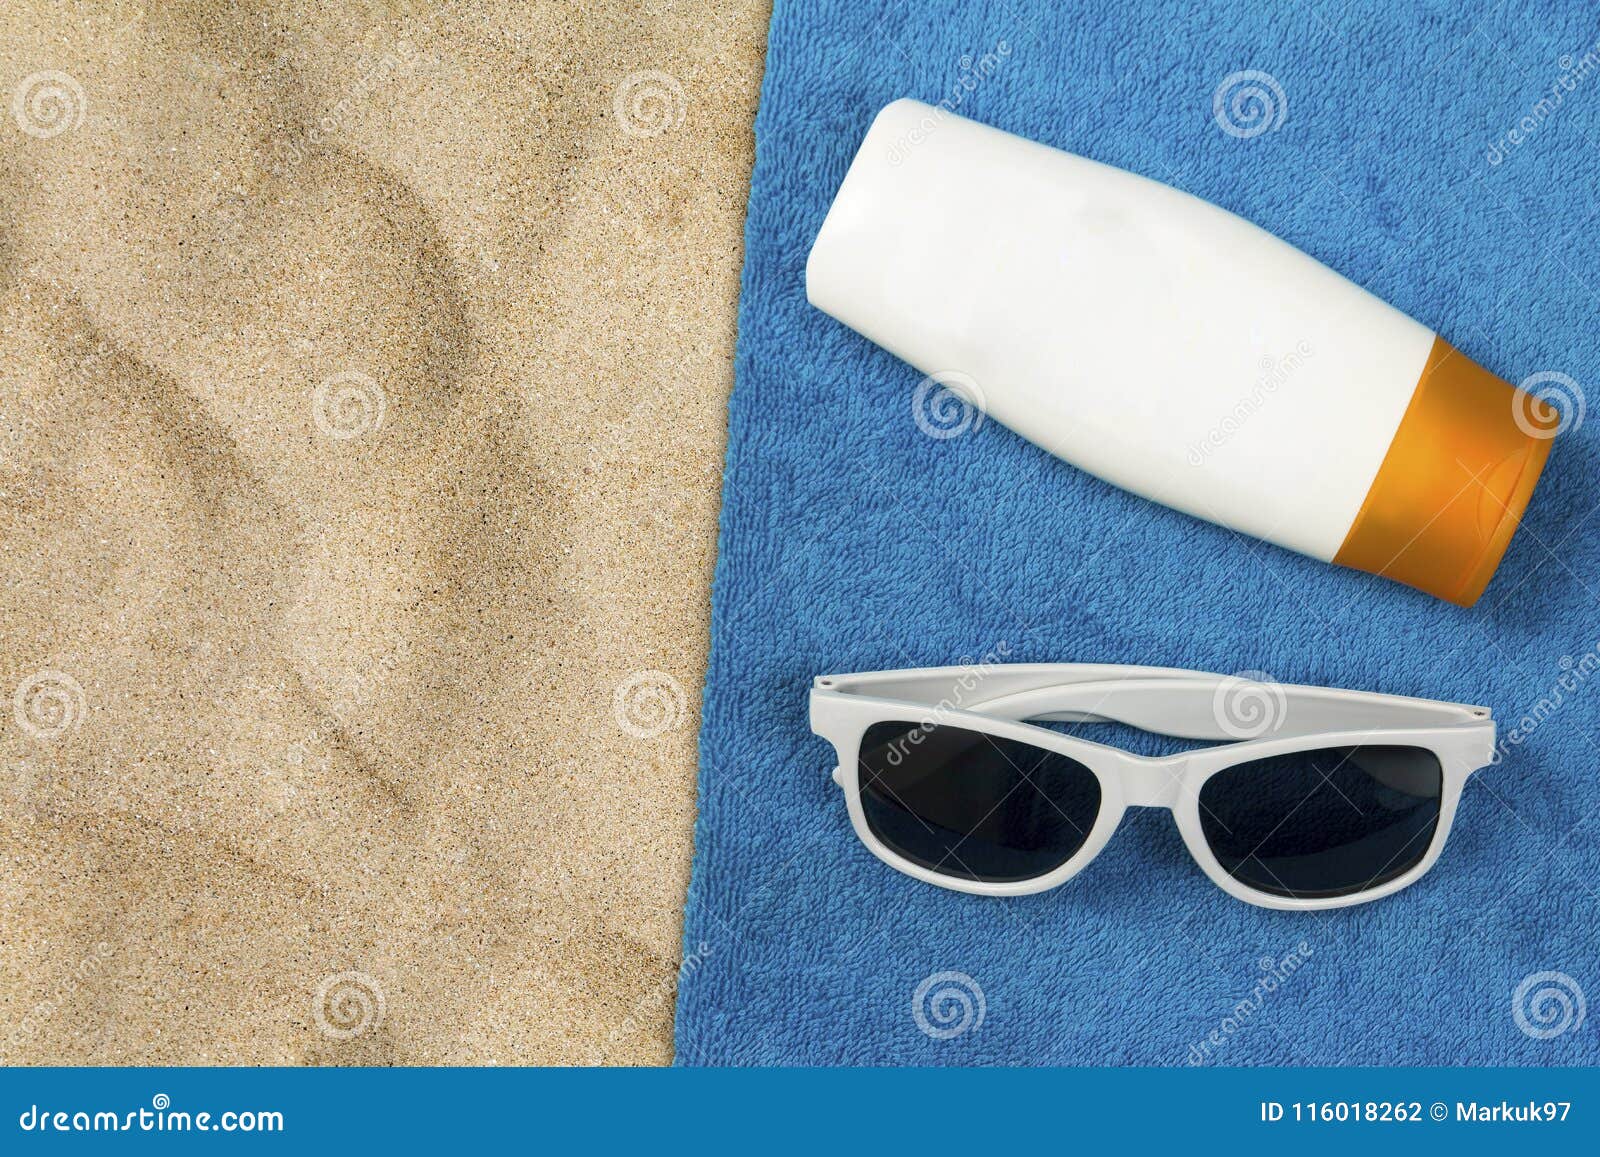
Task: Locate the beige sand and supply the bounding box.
[0,0,767,1064]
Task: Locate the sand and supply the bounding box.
[0,0,767,1064]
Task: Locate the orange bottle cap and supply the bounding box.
[1333,336,1553,607]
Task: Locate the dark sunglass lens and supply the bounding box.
[1197,745,1443,899]
[857,721,1101,884]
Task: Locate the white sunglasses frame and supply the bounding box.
[809,663,1497,911]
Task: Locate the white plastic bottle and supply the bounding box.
[806,100,1553,606]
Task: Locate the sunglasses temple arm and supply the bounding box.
[969,682,1487,742]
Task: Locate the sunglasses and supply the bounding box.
[809,663,1497,910]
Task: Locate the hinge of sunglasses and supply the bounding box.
[831,765,844,787]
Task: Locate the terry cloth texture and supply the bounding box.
[677,0,1600,1065]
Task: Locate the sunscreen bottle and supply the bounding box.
[806,99,1554,606]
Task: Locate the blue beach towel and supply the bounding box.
[676,0,1600,1065]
